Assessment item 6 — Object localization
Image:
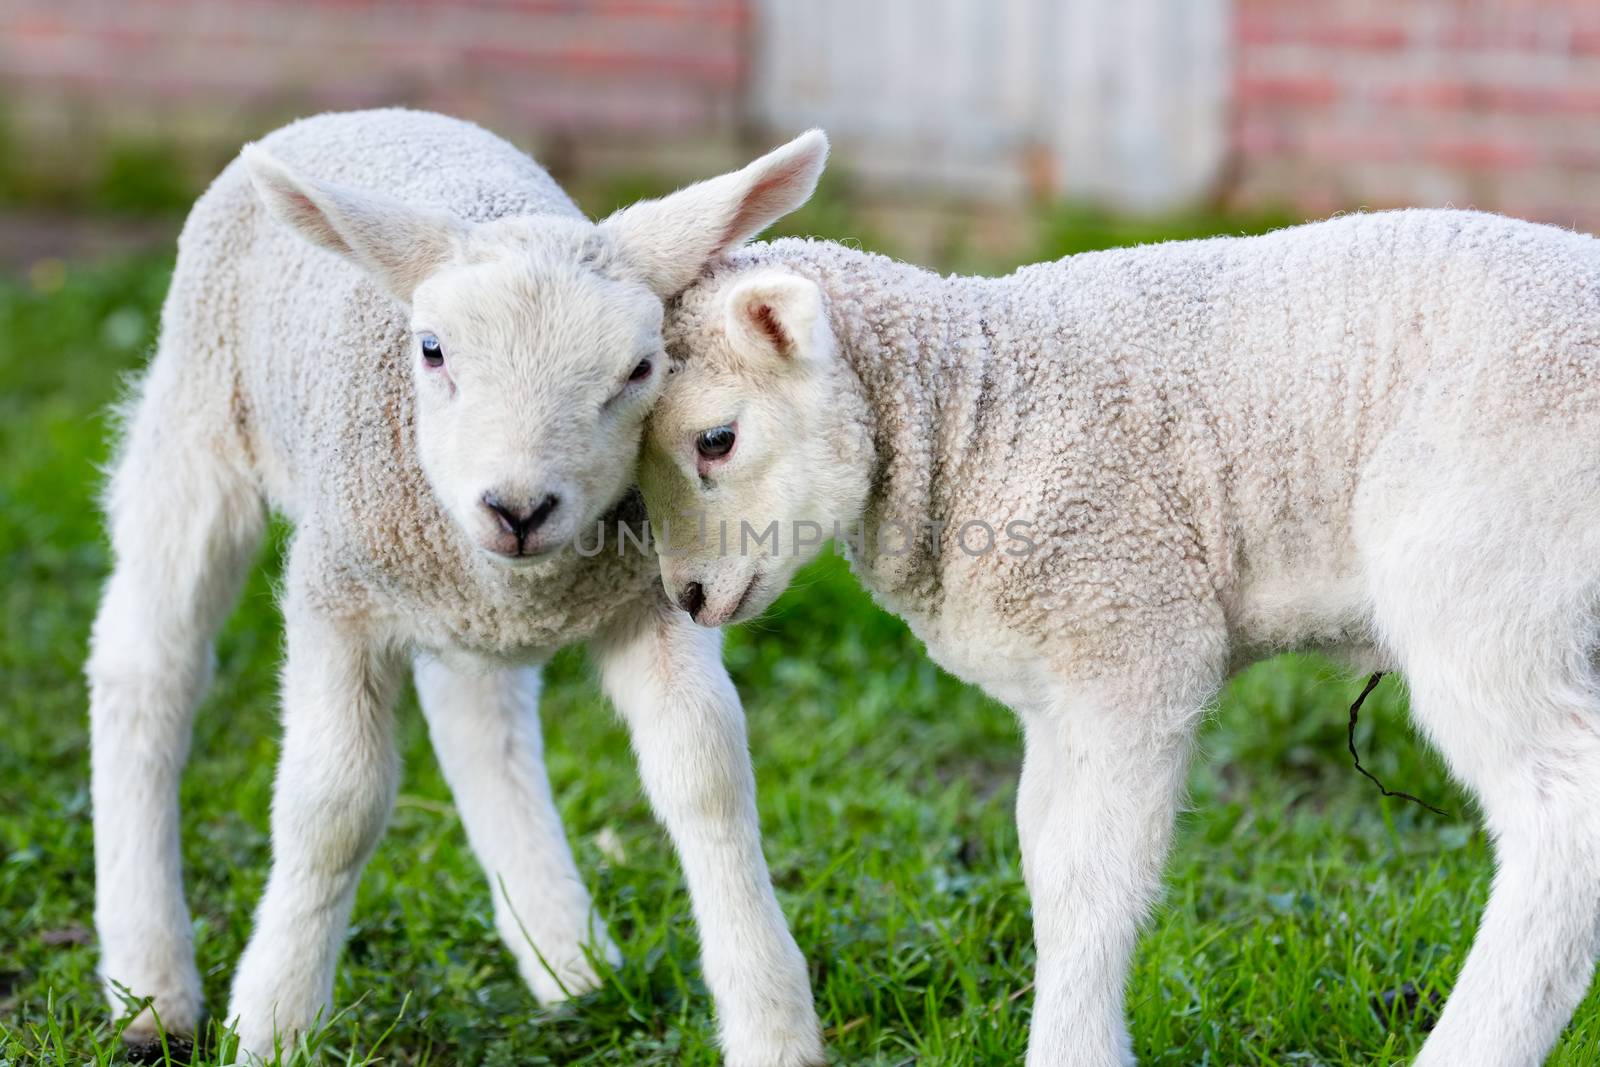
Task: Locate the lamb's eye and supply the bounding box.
[696,425,736,460]
[420,333,444,368]
[629,358,653,382]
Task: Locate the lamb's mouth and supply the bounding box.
[725,573,763,623]
[482,534,567,566]
[685,572,765,627]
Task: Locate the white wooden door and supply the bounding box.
[750,0,1230,210]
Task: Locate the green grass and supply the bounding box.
[4,223,1600,1066]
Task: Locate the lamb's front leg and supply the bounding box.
[1017,683,1203,1067]
[413,654,618,1004]
[593,607,822,1067]
[227,602,405,1060]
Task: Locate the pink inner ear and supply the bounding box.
[284,189,321,226]
[279,187,339,241]
[749,302,790,354]
[717,161,811,251]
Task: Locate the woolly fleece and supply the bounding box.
[160,108,660,654]
[665,211,1600,685]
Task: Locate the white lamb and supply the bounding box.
[87,107,830,1065]
[640,210,1600,1065]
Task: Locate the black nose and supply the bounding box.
[678,581,706,621]
[483,492,560,544]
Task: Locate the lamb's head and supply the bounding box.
[641,267,873,626]
[242,131,828,564]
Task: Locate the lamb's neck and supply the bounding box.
[758,239,997,597]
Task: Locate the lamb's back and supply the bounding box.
[243,107,579,222]
[968,210,1600,662]
[1009,209,1600,414]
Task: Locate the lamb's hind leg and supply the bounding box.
[1358,448,1600,1065]
[1391,624,1600,1065]
[413,655,618,1004]
[88,397,264,1046]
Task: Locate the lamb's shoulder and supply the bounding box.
[932,418,1225,684]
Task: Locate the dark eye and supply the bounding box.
[420,333,444,368]
[629,358,653,382]
[696,424,736,460]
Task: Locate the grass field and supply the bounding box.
[4,205,1600,1066]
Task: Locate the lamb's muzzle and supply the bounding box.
[480,490,563,559]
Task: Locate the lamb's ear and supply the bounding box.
[602,130,829,298]
[724,273,828,371]
[241,145,466,302]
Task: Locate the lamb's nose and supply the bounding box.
[483,492,560,542]
[678,581,707,621]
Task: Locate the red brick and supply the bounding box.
[1234,120,1286,158]
[1303,129,1410,164]
[1575,28,1600,56]
[1427,139,1539,171]
[1483,84,1600,114]
[459,44,740,86]
[592,1,746,24]
[1301,22,1409,50]
[1378,81,1476,109]
[5,16,67,37]
[1376,82,1600,114]
[1235,74,1341,106]
[1236,15,1408,49]
[1549,144,1600,170]
[432,0,744,22]
[1438,22,1555,52]
[1234,0,1600,225]
[1236,17,1282,46]
[94,25,161,49]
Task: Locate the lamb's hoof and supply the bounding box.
[527,955,608,1006]
[109,977,204,1061]
[523,935,622,1006]
[122,1030,195,1065]
[724,1025,827,1067]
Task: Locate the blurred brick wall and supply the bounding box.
[10,0,1600,229]
[0,0,750,186]
[1233,0,1600,229]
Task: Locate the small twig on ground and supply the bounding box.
[1347,672,1450,817]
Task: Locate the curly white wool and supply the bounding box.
[646,209,1600,1066]
[87,108,830,1066]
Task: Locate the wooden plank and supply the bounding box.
[749,0,1230,207]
